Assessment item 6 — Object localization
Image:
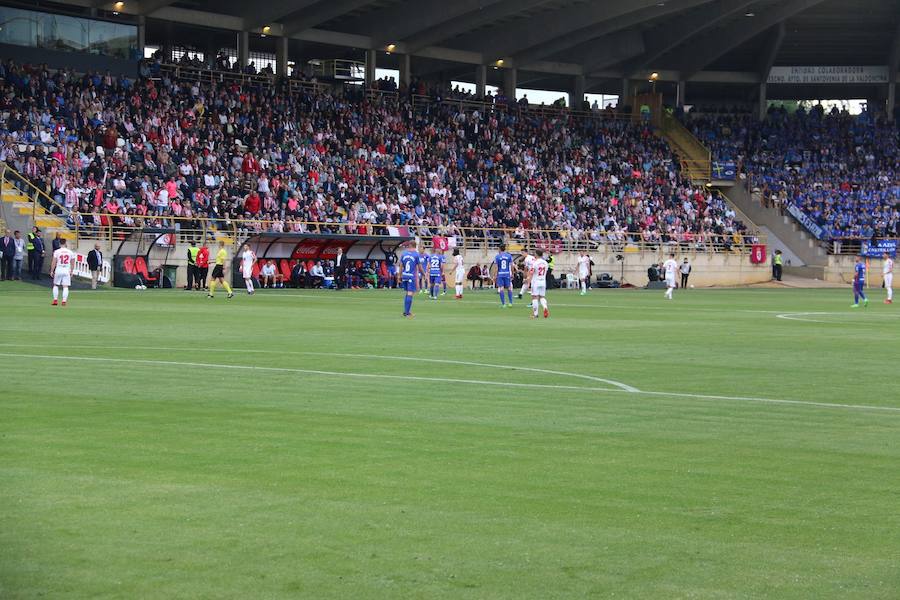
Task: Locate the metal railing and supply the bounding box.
[1,164,765,254]
[661,112,712,181]
[828,239,900,256]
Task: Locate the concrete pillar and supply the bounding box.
[276,36,289,77]
[205,37,218,69]
[398,53,411,88]
[237,31,249,68]
[162,21,174,63]
[758,82,767,121]
[676,80,686,108]
[365,49,376,86]
[136,16,146,60]
[887,81,896,122]
[569,74,585,109]
[621,78,631,105]
[475,64,487,98]
[502,68,517,100]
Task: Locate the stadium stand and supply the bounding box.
[681,105,899,240]
[0,59,749,251]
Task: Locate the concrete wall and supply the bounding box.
[825,255,892,287]
[74,239,771,288]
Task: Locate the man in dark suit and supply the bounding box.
[290,260,306,288]
[87,243,103,289]
[0,229,14,280]
[334,248,348,290]
[30,229,45,279]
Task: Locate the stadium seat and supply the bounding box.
[279,259,292,282]
[134,257,159,287]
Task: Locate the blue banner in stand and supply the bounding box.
[786,204,824,239]
[860,240,897,258]
[711,161,736,180]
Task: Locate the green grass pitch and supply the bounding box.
[1,282,898,599]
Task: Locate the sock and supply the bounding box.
[209,281,216,296]
[455,284,462,296]
[433,284,439,297]
[224,281,232,294]
[889,287,893,300]
[62,287,69,301]
[520,285,526,295]
[403,294,413,315]
[507,290,513,304]
[854,291,859,303]
[52,285,59,300]
[540,298,548,310]
[499,290,505,305]
[581,281,586,293]
[532,298,539,316]
[246,279,254,292]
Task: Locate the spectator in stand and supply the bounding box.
[0,59,746,250]
[683,104,898,240]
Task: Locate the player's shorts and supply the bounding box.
[53,272,71,287]
[666,275,676,288]
[885,273,893,288]
[430,275,442,285]
[496,274,511,288]
[854,281,865,292]
[401,279,416,293]
[579,270,589,279]
[211,265,224,279]
[242,267,253,279]
[531,283,547,297]
[455,269,465,283]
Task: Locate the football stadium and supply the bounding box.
[1,0,899,597]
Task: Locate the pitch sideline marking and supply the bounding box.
[3,351,900,414]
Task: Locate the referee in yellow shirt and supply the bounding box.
[207,240,234,298]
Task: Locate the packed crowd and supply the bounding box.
[682,105,900,239]
[1,59,748,249]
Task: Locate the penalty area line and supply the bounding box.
[2,352,899,415]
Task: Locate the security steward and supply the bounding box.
[186,239,200,290]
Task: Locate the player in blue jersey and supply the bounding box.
[851,255,869,308]
[491,243,515,307]
[427,251,446,299]
[418,251,429,294]
[399,243,425,317]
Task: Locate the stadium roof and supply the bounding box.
[51,0,900,95]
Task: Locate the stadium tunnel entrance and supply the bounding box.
[234,232,414,289]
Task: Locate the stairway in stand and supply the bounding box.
[658,112,712,186]
[1,187,75,241]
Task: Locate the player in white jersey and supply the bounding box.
[662,253,679,300]
[240,244,256,295]
[518,251,535,299]
[49,238,77,306]
[577,252,592,295]
[452,248,465,299]
[530,249,550,319]
[883,252,894,304]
